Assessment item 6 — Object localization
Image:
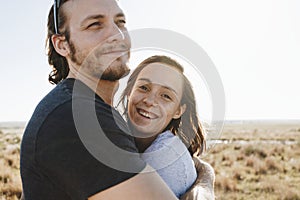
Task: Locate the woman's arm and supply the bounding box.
[180,157,215,200]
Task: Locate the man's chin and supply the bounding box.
[100,65,130,81]
[120,66,130,79]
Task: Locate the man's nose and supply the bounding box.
[106,23,125,42]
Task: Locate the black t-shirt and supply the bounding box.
[20,79,146,200]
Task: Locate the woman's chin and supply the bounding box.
[131,125,159,138]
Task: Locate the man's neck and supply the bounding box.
[68,71,119,106]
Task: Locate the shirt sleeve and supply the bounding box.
[141,132,197,197]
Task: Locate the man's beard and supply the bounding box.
[68,40,130,81]
[100,57,130,81]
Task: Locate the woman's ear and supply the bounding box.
[173,104,186,119]
[51,34,70,57]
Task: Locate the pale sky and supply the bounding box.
[0,0,299,122]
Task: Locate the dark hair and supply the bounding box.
[119,55,206,156]
[46,0,70,84]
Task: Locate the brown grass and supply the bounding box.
[0,131,22,200]
[202,121,300,200]
[1,121,300,199]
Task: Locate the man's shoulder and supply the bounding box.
[27,78,99,129]
[35,79,73,115]
[23,80,73,136]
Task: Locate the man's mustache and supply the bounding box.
[93,42,130,57]
[79,42,130,69]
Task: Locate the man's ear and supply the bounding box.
[51,34,70,57]
[173,104,186,119]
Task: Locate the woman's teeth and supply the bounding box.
[138,109,151,119]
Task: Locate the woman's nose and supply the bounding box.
[143,93,158,106]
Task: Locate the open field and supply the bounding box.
[204,120,300,200]
[0,122,23,200]
[0,121,300,200]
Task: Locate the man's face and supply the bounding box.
[63,0,131,81]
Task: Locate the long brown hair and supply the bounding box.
[46,0,70,84]
[119,55,206,156]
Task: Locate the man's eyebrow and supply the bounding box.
[116,13,125,18]
[80,14,104,26]
[80,13,125,26]
[137,78,178,95]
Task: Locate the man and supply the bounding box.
[20,0,214,199]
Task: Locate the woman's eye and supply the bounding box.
[162,94,172,100]
[139,85,148,91]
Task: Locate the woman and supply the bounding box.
[119,55,206,197]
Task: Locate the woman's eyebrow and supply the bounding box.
[137,78,178,95]
[137,78,150,82]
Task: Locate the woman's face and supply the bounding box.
[127,63,185,137]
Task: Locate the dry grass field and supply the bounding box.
[203,121,300,200]
[0,123,23,200]
[0,121,299,200]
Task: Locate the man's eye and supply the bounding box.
[117,20,126,27]
[87,22,102,29]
